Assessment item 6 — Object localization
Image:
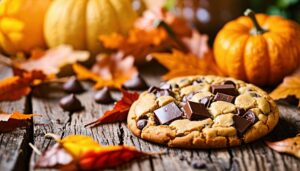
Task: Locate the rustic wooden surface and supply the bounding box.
[0,63,300,171]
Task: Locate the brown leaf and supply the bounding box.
[151,49,224,80]
[266,134,300,158]
[270,75,300,107]
[0,70,46,101]
[15,45,90,76]
[79,145,149,170]
[73,53,138,89]
[85,91,139,127]
[0,111,39,133]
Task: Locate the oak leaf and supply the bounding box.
[85,91,139,127]
[270,75,300,107]
[35,134,156,170]
[73,53,138,89]
[15,45,90,76]
[0,70,46,101]
[0,111,39,133]
[150,49,224,80]
[266,134,300,158]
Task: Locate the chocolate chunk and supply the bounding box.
[148,86,160,93]
[233,110,257,133]
[233,115,253,134]
[242,110,257,123]
[211,84,239,96]
[94,87,114,104]
[59,94,83,112]
[199,96,213,107]
[136,119,148,129]
[182,93,195,102]
[191,160,206,169]
[222,80,236,87]
[154,102,183,125]
[213,93,235,103]
[63,77,84,94]
[236,108,246,116]
[122,74,148,90]
[183,101,210,120]
[249,92,261,98]
[156,89,174,97]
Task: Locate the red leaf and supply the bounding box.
[79,146,149,170]
[85,91,139,127]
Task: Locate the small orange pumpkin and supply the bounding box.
[214,9,300,86]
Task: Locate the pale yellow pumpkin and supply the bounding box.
[44,0,137,54]
[0,0,51,55]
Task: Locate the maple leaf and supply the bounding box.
[14,45,90,76]
[265,134,300,158]
[0,70,46,101]
[0,111,39,133]
[85,91,139,127]
[150,49,224,80]
[35,134,158,170]
[73,53,138,89]
[270,75,300,107]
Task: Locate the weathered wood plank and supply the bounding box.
[28,62,300,171]
[0,65,31,171]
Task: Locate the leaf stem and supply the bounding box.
[244,9,267,35]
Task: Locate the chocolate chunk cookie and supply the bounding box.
[127,76,279,149]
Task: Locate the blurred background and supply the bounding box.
[137,0,300,41]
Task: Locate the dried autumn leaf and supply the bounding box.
[151,49,224,80]
[14,45,90,76]
[270,75,300,107]
[73,53,138,89]
[35,134,156,170]
[85,91,139,127]
[0,70,46,101]
[79,145,149,170]
[266,134,300,158]
[0,111,39,133]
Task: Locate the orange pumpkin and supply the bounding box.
[214,9,300,86]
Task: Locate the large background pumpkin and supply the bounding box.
[44,0,137,55]
[214,9,300,86]
[0,0,51,55]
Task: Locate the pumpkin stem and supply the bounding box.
[244,9,267,35]
[153,19,189,52]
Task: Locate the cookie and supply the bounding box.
[127,76,279,149]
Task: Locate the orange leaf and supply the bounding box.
[151,49,224,80]
[15,45,90,75]
[265,134,300,158]
[270,75,300,107]
[73,53,138,89]
[0,111,39,133]
[85,91,139,127]
[0,70,46,101]
[79,145,149,170]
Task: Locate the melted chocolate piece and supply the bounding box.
[211,84,239,96]
[199,96,213,107]
[222,80,236,87]
[136,119,148,129]
[148,86,160,93]
[156,89,174,97]
[59,94,83,112]
[192,79,203,85]
[233,110,257,133]
[249,92,261,98]
[94,87,114,104]
[182,93,195,102]
[122,74,148,90]
[154,102,183,125]
[63,77,84,94]
[236,108,246,116]
[213,92,235,103]
[183,101,210,121]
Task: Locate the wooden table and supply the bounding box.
[1,62,300,171]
